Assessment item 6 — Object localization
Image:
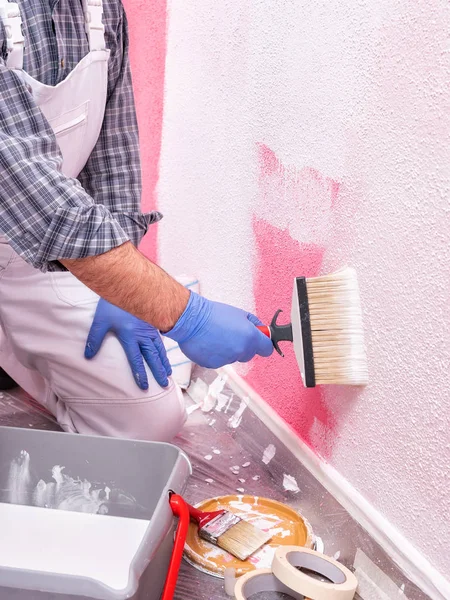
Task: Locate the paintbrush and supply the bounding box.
[258,267,368,387]
[187,503,272,560]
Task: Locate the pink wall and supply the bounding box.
[126,0,450,579]
[123,0,167,262]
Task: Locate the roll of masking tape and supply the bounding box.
[272,546,357,600]
[234,568,305,600]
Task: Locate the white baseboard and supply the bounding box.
[219,365,450,600]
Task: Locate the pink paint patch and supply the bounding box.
[123,0,167,262]
[257,145,341,248]
[258,145,340,205]
[248,220,336,458]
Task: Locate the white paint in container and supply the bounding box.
[0,502,150,591]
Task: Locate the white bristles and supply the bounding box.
[306,267,368,386]
[216,520,273,561]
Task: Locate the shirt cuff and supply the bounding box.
[10,205,162,272]
[112,210,162,247]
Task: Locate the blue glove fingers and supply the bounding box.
[152,334,173,377]
[247,313,263,327]
[247,313,274,358]
[120,340,149,391]
[140,342,169,388]
[85,320,110,359]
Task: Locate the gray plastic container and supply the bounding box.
[0,426,191,600]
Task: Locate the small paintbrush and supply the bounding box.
[187,503,272,560]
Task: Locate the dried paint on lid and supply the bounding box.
[184,495,314,578]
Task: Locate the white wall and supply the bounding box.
[157,0,450,576]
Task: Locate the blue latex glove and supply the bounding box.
[165,292,273,368]
[85,299,172,390]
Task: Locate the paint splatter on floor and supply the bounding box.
[282,474,300,494]
[228,398,248,428]
[262,444,276,465]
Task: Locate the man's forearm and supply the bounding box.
[61,242,190,332]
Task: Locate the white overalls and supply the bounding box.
[0,0,187,441]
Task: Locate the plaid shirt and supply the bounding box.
[0,0,161,272]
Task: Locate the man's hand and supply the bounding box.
[62,243,273,369]
[165,292,274,368]
[85,299,172,390]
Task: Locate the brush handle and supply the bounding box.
[187,503,226,528]
[257,325,271,337]
[256,310,293,357]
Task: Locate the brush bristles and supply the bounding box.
[217,520,273,561]
[306,267,368,386]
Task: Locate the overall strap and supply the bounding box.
[82,0,106,51]
[0,0,24,69]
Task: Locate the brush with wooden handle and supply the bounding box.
[187,503,272,561]
[257,267,368,387]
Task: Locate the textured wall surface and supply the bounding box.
[132,0,450,575]
[123,0,167,261]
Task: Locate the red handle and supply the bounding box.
[161,494,190,600]
[186,503,226,528]
[257,325,271,338]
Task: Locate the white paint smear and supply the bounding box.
[0,502,148,590]
[269,527,291,539]
[262,444,276,465]
[7,451,136,514]
[186,403,200,415]
[224,395,234,414]
[187,378,209,405]
[204,455,213,461]
[283,474,300,494]
[248,544,276,568]
[215,392,231,412]
[242,462,251,468]
[213,449,221,455]
[315,535,325,553]
[236,488,245,493]
[227,398,248,429]
[202,374,228,413]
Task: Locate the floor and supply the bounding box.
[0,369,430,600]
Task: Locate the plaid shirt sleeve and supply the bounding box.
[77,5,162,249]
[0,4,159,273]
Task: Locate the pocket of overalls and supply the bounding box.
[48,100,89,135]
[50,271,99,307]
[47,101,90,168]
